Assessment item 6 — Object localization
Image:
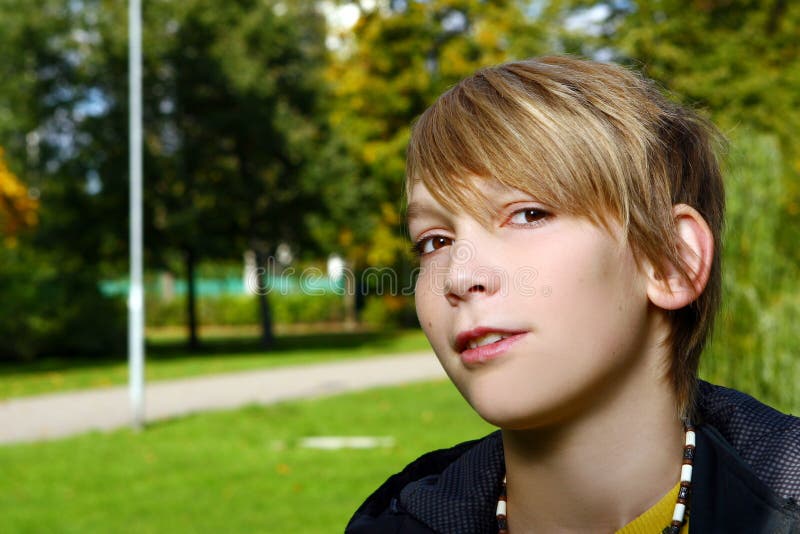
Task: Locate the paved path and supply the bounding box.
[0,352,444,445]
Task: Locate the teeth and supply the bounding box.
[467,333,507,350]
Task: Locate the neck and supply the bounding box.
[501,354,683,533]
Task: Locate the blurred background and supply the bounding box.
[0,0,798,531]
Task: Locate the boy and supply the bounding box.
[346,56,800,533]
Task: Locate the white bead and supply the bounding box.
[672,502,686,523]
[685,430,696,447]
[496,500,507,516]
[681,463,693,482]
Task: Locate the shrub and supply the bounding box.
[360,295,417,329]
[0,246,126,360]
[702,132,800,412]
[146,291,346,327]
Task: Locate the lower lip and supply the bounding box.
[459,333,527,366]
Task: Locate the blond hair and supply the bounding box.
[406,56,724,418]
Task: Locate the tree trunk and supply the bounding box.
[236,137,273,349]
[185,247,200,350]
[256,249,274,349]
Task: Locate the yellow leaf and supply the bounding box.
[0,147,39,236]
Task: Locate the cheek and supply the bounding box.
[556,248,647,356]
[414,271,440,338]
[535,234,644,331]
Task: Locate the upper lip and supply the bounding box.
[454,327,527,353]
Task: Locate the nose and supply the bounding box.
[444,239,503,305]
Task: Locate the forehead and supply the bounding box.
[406,177,516,224]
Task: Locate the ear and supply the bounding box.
[646,204,714,311]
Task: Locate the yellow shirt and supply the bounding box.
[616,481,688,534]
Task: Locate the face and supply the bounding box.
[408,179,659,430]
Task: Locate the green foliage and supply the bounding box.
[0,245,126,361]
[601,1,800,142]
[138,0,331,345]
[199,295,260,326]
[145,292,346,327]
[135,0,329,256]
[0,0,334,352]
[702,132,800,412]
[272,292,344,324]
[361,295,418,329]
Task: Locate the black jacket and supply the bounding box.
[346,382,800,533]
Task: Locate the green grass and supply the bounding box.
[0,329,431,400]
[0,380,493,533]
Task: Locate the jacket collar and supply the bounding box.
[691,423,800,533]
[695,380,800,502]
[400,431,504,534]
[399,426,800,533]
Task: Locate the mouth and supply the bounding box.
[454,327,528,354]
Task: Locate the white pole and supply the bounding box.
[128,0,145,430]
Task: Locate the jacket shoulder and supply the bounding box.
[345,433,496,533]
[697,380,800,501]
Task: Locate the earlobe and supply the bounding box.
[646,204,714,311]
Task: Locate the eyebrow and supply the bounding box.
[405,201,450,225]
[406,197,505,229]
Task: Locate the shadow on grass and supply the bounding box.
[148,329,400,357]
[0,329,409,377]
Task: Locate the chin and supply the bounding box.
[464,389,552,430]
[465,375,589,431]
[479,408,553,431]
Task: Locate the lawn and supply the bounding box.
[0,379,493,533]
[0,329,430,400]
[0,341,796,534]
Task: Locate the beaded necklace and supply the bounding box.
[496,424,696,534]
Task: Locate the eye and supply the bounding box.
[413,235,453,256]
[508,207,549,226]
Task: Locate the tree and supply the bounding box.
[154,0,328,348]
[0,0,330,354]
[81,0,330,348]
[0,0,126,360]
[320,0,563,303]
[589,1,800,140]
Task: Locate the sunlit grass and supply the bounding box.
[0,380,492,533]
